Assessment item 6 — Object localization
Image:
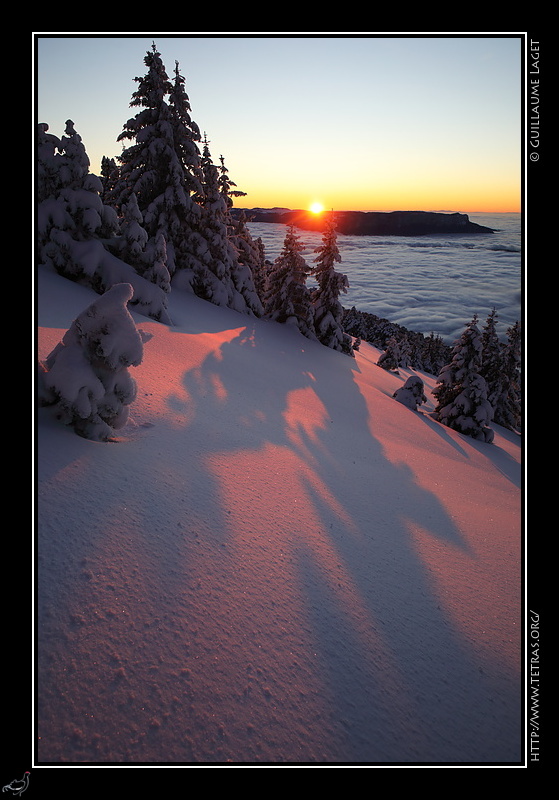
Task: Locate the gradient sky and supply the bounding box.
[35,34,524,213]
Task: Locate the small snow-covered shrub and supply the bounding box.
[393,375,427,411]
[38,283,146,441]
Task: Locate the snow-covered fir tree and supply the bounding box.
[37,122,65,203]
[393,375,428,411]
[214,152,263,315]
[37,119,118,244]
[311,214,353,355]
[168,60,205,201]
[189,134,237,305]
[185,135,256,312]
[480,307,504,410]
[37,120,172,323]
[423,331,450,376]
[492,320,522,432]
[231,212,266,288]
[108,45,204,279]
[343,307,368,341]
[109,43,175,214]
[398,335,412,368]
[106,45,263,316]
[164,59,211,280]
[115,191,149,265]
[144,230,171,293]
[38,283,148,442]
[114,193,171,293]
[378,334,412,370]
[218,153,247,209]
[377,336,401,371]
[432,315,495,443]
[263,225,317,340]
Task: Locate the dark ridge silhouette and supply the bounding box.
[232,208,495,236]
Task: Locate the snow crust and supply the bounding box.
[36,266,522,765]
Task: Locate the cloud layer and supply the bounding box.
[250,213,521,344]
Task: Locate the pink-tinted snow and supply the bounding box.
[36,267,522,764]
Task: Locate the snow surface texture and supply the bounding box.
[36,267,522,765]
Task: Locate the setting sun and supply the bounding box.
[309,202,324,214]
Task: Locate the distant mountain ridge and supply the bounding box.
[233,208,495,236]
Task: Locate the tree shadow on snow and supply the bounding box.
[171,320,521,763]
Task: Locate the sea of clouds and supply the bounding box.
[248,212,521,344]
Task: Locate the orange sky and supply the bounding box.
[248,184,520,214]
[232,144,521,213]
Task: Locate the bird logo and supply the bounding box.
[2,773,30,796]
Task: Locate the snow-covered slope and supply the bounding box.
[36,266,522,764]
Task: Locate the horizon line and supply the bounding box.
[237,206,521,214]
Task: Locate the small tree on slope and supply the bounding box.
[38,283,146,442]
[493,320,522,432]
[217,154,264,316]
[311,214,353,355]
[230,211,268,305]
[377,336,401,371]
[263,225,317,340]
[432,315,495,443]
[480,307,504,411]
